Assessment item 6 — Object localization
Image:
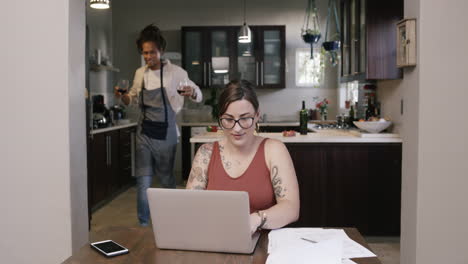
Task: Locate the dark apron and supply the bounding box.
[135,63,177,177]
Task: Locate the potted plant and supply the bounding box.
[301,0,321,58]
[322,33,340,66]
[322,0,341,66]
[302,29,321,44]
[322,38,340,51]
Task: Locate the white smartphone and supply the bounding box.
[90,240,129,257]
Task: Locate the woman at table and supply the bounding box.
[115,24,203,226]
[186,80,300,234]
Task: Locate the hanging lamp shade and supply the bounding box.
[239,23,251,43]
[90,0,110,9]
[238,0,251,43]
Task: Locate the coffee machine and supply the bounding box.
[92,95,111,128]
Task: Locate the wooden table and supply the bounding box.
[63,226,381,264]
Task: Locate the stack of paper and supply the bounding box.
[267,228,376,264]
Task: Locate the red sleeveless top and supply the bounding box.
[206,138,276,213]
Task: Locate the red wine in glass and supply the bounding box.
[178,79,188,95]
[118,88,127,94]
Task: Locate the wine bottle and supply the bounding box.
[299,101,308,135]
[365,96,375,121]
[348,105,355,126]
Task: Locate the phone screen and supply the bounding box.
[93,241,126,254]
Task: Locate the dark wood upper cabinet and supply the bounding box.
[182,26,285,89]
[340,0,403,82]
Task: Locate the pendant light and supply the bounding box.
[238,0,251,43]
[90,0,110,9]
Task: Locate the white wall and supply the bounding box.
[415,0,468,263]
[379,0,468,263]
[112,0,340,120]
[0,0,88,263]
[88,2,115,106]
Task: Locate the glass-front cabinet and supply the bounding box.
[259,27,285,88]
[340,0,403,82]
[237,30,257,85]
[182,27,235,88]
[182,30,204,86]
[182,26,285,89]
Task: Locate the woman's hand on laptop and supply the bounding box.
[250,213,262,235]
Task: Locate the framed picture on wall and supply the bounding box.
[396,18,417,68]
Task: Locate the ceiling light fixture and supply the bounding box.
[238,0,251,43]
[90,0,110,9]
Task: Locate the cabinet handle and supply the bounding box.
[208,62,212,86]
[260,61,264,85]
[255,62,259,86]
[203,62,206,86]
[108,136,112,165]
[106,136,109,166]
[130,131,135,177]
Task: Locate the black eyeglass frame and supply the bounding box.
[218,117,255,129]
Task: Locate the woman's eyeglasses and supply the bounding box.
[219,117,255,129]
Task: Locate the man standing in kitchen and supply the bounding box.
[115,24,203,226]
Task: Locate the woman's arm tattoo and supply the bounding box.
[271,166,286,198]
[187,144,212,185]
[218,144,232,169]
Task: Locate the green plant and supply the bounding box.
[304,29,321,35]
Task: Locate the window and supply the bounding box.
[295,48,324,87]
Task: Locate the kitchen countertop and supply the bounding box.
[190,131,402,143]
[90,122,138,135]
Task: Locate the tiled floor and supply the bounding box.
[90,186,400,264]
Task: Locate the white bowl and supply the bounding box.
[353,121,392,133]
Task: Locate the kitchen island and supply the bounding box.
[190,131,402,236]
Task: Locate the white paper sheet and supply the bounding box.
[268,228,376,261]
[342,259,357,264]
[266,237,343,264]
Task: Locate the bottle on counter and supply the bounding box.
[348,105,355,126]
[365,96,375,121]
[299,100,308,135]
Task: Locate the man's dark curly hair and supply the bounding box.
[136,24,166,53]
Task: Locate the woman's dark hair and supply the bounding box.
[136,24,167,53]
[218,80,259,117]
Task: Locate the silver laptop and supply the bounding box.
[147,188,261,254]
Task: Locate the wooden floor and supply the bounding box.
[90,186,400,264]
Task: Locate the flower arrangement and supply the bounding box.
[315,98,330,120]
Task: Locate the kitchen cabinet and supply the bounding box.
[88,127,135,211]
[340,0,403,82]
[182,26,285,89]
[182,27,235,88]
[286,143,401,236]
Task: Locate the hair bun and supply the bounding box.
[137,23,167,52]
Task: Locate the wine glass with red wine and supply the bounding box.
[117,79,129,94]
[117,79,130,105]
[177,79,189,96]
